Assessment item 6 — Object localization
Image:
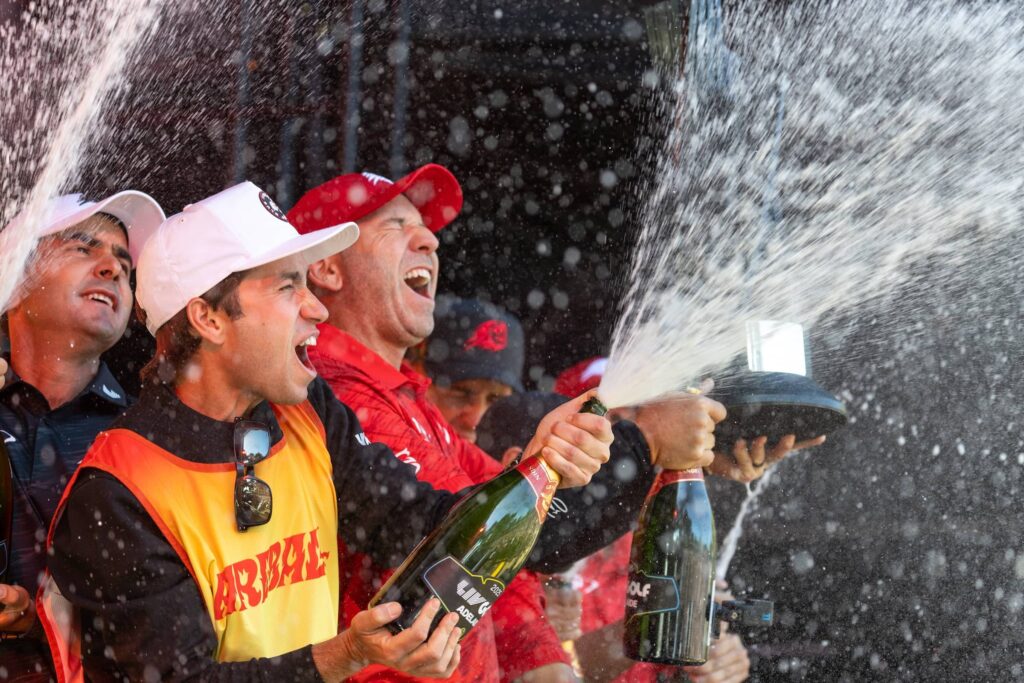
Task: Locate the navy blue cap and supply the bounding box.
[425,296,525,393]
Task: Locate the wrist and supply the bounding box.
[632,408,661,467]
[312,630,366,683]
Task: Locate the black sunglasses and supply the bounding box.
[233,419,273,532]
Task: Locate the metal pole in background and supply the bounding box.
[686,0,734,105]
[342,0,364,173]
[303,5,327,188]
[231,0,254,184]
[389,0,411,178]
[276,11,299,207]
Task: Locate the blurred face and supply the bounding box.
[9,215,132,355]
[338,195,440,350]
[219,254,328,406]
[428,378,514,443]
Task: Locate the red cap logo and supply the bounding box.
[463,320,508,353]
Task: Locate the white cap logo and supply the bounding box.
[259,191,288,222]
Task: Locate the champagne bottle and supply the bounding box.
[624,467,716,665]
[370,397,607,637]
[0,441,12,584]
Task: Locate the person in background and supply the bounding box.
[0,190,165,681]
[288,166,715,683]
[419,295,524,444]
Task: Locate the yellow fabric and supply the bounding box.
[84,402,340,661]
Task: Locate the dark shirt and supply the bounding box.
[528,420,656,574]
[0,359,129,681]
[0,360,129,593]
[48,379,653,682]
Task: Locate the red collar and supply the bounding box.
[315,324,431,393]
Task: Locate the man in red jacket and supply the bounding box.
[287,165,725,683]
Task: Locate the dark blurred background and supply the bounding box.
[6,0,1024,679]
[43,0,664,392]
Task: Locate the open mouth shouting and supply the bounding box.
[82,288,119,312]
[295,333,318,372]
[403,267,433,298]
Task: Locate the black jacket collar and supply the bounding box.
[1,355,130,411]
[114,382,284,464]
[84,363,131,408]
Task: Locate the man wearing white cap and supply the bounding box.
[43,182,612,682]
[0,190,164,678]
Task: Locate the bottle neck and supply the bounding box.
[650,467,704,496]
[658,467,704,483]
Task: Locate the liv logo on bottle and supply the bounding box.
[422,556,505,629]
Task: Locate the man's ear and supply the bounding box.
[308,255,344,293]
[185,298,229,346]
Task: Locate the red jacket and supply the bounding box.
[310,324,570,683]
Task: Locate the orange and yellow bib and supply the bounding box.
[79,401,340,662]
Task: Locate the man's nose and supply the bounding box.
[464,400,489,430]
[302,288,329,323]
[410,224,439,254]
[94,252,125,280]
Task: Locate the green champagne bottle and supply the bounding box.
[624,467,717,665]
[370,397,607,637]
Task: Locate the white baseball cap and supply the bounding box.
[136,181,359,335]
[5,191,166,262]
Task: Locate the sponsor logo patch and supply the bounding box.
[258,191,288,222]
[394,448,421,474]
[361,172,393,186]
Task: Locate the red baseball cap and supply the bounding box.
[553,356,608,397]
[287,164,463,235]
